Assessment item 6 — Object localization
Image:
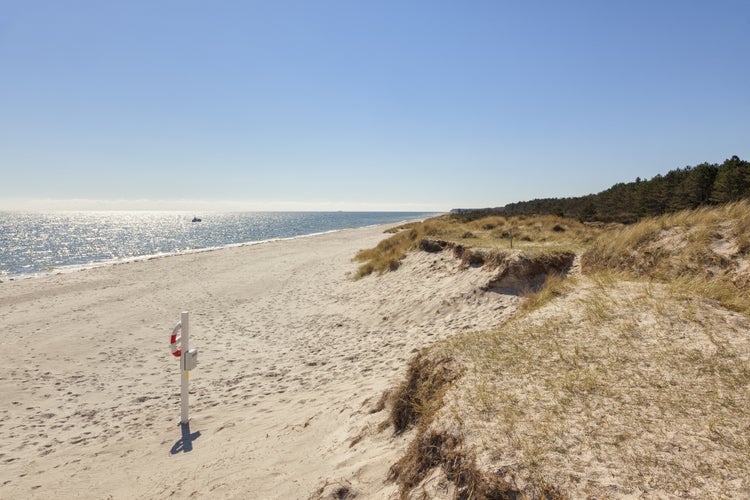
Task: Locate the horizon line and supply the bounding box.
[0,197,452,213]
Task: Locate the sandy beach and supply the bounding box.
[0,223,518,499]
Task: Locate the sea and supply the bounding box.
[0,211,437,280]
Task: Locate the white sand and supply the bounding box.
[0,224,517,499]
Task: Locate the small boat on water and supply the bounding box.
[192,217,202,222]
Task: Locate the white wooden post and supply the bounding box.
[180,311,190,424]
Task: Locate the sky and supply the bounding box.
[1,1,749,212]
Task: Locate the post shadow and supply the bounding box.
[170,422,201,454]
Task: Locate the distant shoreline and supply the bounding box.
[0,211,438,281]
[3,226,353,282]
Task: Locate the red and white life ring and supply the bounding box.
[170,322,182,357]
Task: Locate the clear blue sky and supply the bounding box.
[2,1,749,211]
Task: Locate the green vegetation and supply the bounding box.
[375,159,750,497]
[491,155,750,223]
[359,197,750,318]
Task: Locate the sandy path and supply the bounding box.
[0,224,517,499]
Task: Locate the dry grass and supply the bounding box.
[581,200,750,314]
[387,427,553,500]
[518,272,576,312]
[389,350,462,435]
[454,213,601,251]
[353,223,427,278]
[387,349,561,499]
[355,214,599,279]
[430,279,750,497]
[383,202,750,497]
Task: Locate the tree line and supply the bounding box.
[495,156,750,223]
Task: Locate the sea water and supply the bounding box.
[0,211,437,280]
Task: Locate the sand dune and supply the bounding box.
[0,224,518,499]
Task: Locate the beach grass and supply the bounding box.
[354,214,603,279]
[389,275,750,497]
[582,199,750,314]
[385,201,750,497]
